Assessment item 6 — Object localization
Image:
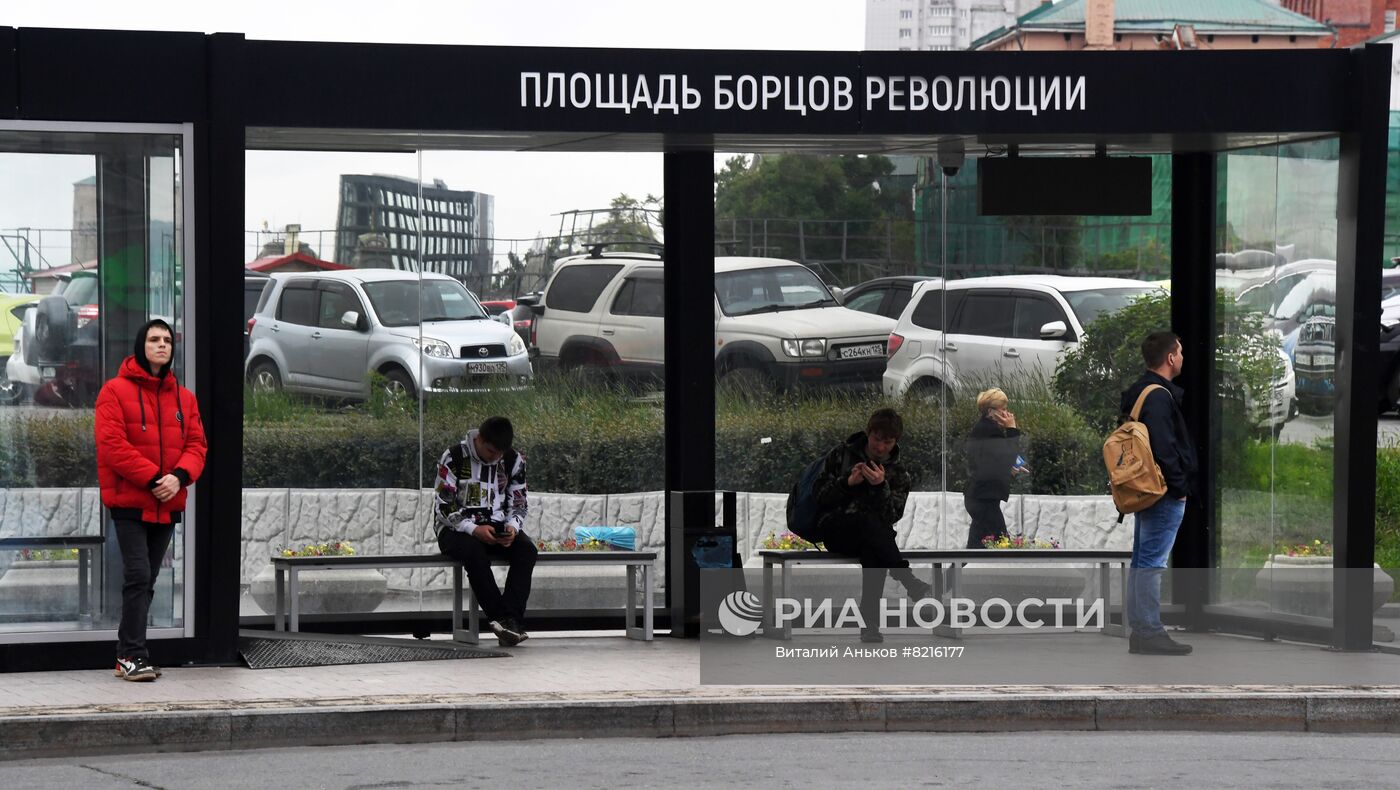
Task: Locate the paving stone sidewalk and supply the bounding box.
[2,633,1399,759]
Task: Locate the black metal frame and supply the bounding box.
[0,27,1390,670]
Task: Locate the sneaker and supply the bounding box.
[115,656,157,681]
[505,617,530,644]
[860,628,884,643]
[903,580,934,601]
[490,620,524,647]
[1134,632,1193,656]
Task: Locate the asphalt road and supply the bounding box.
[3,732,1399,789]
[1279,412,1400,447]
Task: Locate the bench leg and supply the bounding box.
[1099,561,1119,637]
[453,568,480,645]
[289,568,300,633]
[779,561,793,640]
[761,560,776,639]
[933,563,962,640]
[625,563,639,640]
[77,548,91,627]
[643,562,654,641]
[451,565,465,639]
[274,566,285,632]
[1118,560,1130,638]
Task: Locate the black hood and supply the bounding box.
[133,319,174,377]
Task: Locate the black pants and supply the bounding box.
[437,528,538,627]
[965,498,1008,549]
[114,517,176,660]
[820,511,916,630]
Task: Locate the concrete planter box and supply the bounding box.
[1253,555,1395,617]
[0,560,81,615]
[248,563,387,615]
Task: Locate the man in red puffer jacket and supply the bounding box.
[95,319,206,682]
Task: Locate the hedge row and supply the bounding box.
[0,395,1104,495]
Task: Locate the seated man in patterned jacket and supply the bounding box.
[434,415,535,647]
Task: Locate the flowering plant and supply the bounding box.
[1280,539,1332,558]
[982,533,1061,550]
[279,541,356,558]
[535,537,614,552]
[762,531,820,550]
[16,548,80,561]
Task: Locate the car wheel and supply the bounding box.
[912,377,946,404]
[382,368,417,400]
[249,360,283,393]
[0,358,25,405]
[718,365,773,399]
[1384,369,1400,415]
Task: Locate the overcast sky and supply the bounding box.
[1,1,865,268]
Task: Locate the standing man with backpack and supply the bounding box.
[788,408,930,643]
[1119,332,1198,656]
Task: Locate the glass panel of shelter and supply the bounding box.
[0,128,186,638]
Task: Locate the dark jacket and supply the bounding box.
[813,431,912,529]
[1120,371,1198,499]
[964,416,1022,502]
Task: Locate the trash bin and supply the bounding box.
[668,489,737,638]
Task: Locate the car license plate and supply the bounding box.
[468,362,508,374]
[839,343,884,360]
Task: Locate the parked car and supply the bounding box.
[529,248,896,392]
[0,293,39,404]
[837,275,938,320]
[1294,315,1335,414]
[506,291,541,349]
[17,271,102,404]
[714,256,896,391]
[529,247,665,379]
[244,270,271,361]
[245,269,531,399]
[883,275,1161,398]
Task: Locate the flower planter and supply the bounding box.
[249,563,387,615]
[1253,555,1394,618]
[954,562,1089,607]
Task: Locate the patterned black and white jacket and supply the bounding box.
[433,429,529,536]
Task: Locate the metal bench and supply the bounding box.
[270,551,657,642]
[759,548,1132,640]
[0,535,105,625]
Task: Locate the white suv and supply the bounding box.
[529,248,665,377]
[529,251,896,391]
[245,269,531,399]
[714,257,895,391]
[883,275,1161,397]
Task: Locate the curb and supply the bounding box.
[6,691,1400,760]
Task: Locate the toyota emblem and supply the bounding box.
[477,347,489,357]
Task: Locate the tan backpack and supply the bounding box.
[1103,384,1168,521]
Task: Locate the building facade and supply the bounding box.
[865,0,1042,51]
[334,173,494,291]
[973,0,1334,51]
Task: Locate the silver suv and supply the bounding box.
[245,269,531,399]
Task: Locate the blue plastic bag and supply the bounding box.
[573,526,637,550]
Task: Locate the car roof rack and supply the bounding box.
[586,241,664,259]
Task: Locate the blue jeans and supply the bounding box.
[1127,496,1186,637]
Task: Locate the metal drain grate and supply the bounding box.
[239,634,508,669]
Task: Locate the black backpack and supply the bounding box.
[784,454,828,542]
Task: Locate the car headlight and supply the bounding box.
[781,338,827,358]
[508,333,526,357]
[412,337,454,358]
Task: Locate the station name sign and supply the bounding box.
[520,71,1087,117]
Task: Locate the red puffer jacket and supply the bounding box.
[95,356,208,523]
